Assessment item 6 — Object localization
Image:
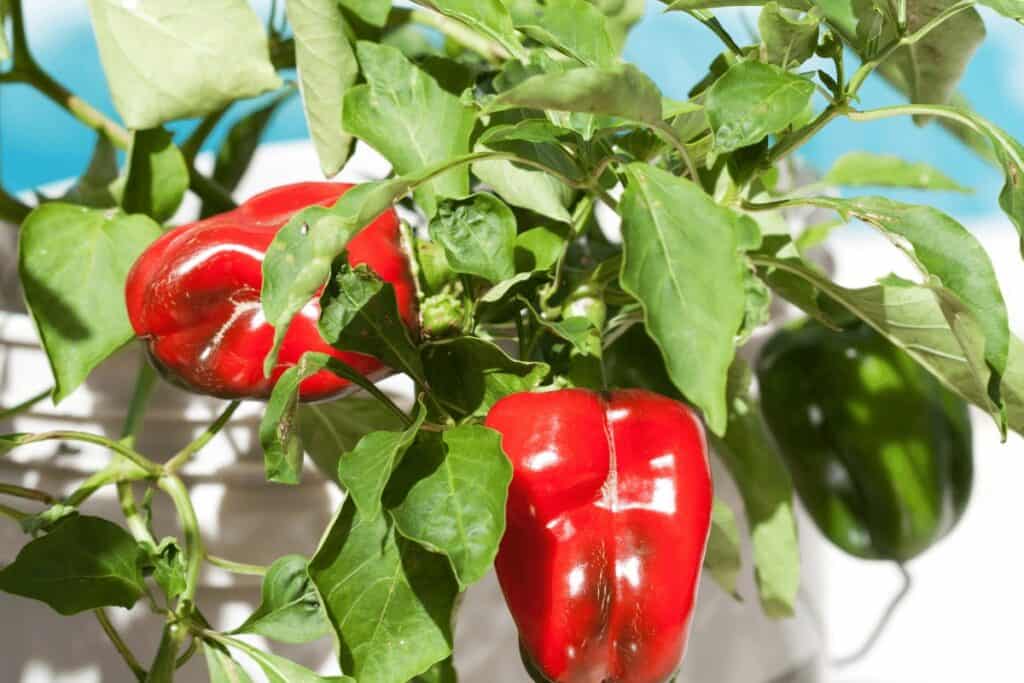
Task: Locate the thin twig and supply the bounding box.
[95,608,147,682]
[0,387,51,420]
[164,401,241,474]
[832,564,913,667]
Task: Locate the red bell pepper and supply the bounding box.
[125,182,416,400]
[485,389,713,683]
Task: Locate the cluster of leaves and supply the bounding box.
[4,0,1024,681]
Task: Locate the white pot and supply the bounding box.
[0,142,827,682]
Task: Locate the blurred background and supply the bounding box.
[1,2,1022,682]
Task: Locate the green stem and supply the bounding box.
[0,482,55,504]
[0,501,28,523]
[164,401,241,474]
[389,7,511,63]
[175,636,199,670]
[159,475,203,608]
[8,432,160,476]
[63,462,150,508]
[205,554,268,577]
[833,564,913,667]
[763,105,846,169]
[652,120,699,181]
[686,9,743,57]
[95,608,147,682]
[117,361,160,545]
[0,387,51,420]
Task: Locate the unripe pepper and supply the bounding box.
[125,182,416,401]
[756,319,973,561]
[485,389,713,683]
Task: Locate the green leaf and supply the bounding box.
[977,0,1024,19]
[309,500,457,683]
[18,204,162,402]
[63,134,119,208]
[759,3,820,68]
[86,0,281,129]
[212,635,351,683]
[823,152,970,192]
[491,64,664,125]
[343,42,475,216]
[705,61,815,154]
[0,515,145,615]
[421,336,550,417]
[704,497,743,599]
[340,0,393,26]
[811,196,1010,387]
[429,194,517,283]
[260,352,399,484]
[813,0,984,115]
[120,127,188,223]
[516,0,616,67]
[148,537,186,602]
[412,0,524,57]
[0,1,8,62]
[754,256,1024,434]
[472,140,575,224]
[204,92,293,217]
[319,264,424,378]
[287,0,358,176]
[389,425,512,589]
[713,359,800,617]
[619,164,747,435]
[515,226,567,272]
[338,403,426,520]
[884,0,985,114]
[412,658,458,683]
[297,396,406,484]
[204,642,255,683]
[233,555,330,644]
[666,0,811,8]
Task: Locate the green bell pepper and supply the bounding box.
[756,319,973,561]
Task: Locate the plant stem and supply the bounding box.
[164,401,241,474]
[763,105,846,169]
[117,362,159,545]
[205,554,268,577]
[175,636,198,670]
[159,475,204,608]
[0,501,28,523]
[0,482,54,504]
[0,387,51,420]
[685,9,743,57]
[389,7,511,63]
[95,608,147,682]
[652,121,699,181]
[832,564,913,667]
[8,431,161,476]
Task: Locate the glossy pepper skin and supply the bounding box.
[125,182,416,401]
[485,389,713,683]
[757,319,973,561]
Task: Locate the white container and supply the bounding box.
[0,142,826,682]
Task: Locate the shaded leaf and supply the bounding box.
[390,425,512,589]
[429,194,517,283]
[516,0,616,67]
[297,396,406,484]
[704,497,743,598]
[0,515,145,615]
[234,555,330,644]
[120,127,188,223]
[309,500,457,683]
[421,336,550,417]
[338,402,426,520]
[18,204,162,402]
[712,359,800,617]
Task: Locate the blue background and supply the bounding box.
[1,3,1018,223]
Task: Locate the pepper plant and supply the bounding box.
[1,0,1022,681]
